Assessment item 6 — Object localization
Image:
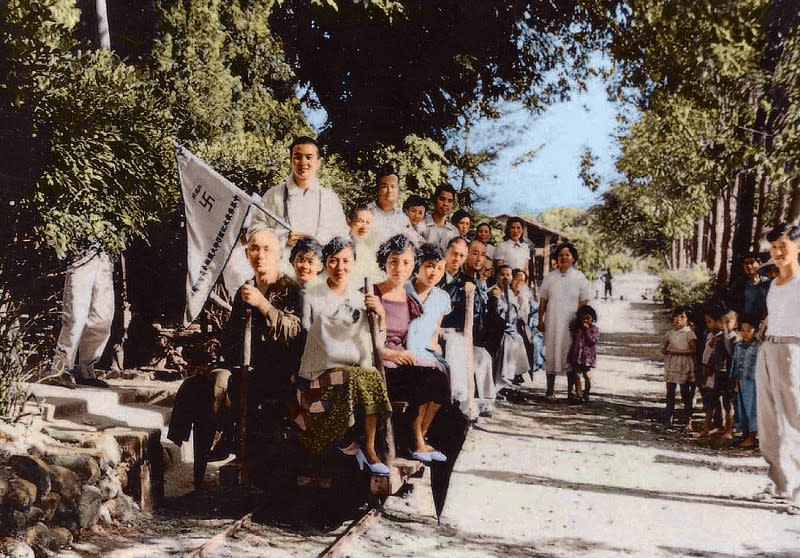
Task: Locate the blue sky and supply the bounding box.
[468,75,625,218]
[305,72,626,219]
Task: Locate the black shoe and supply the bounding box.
[76,377,109,388]
[43,373,77,389]
[512,375,524,386]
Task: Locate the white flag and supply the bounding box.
[177,147,252,326]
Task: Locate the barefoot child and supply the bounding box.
[662,306,696,428]
[569,305,599,402]
[730,317,759,448]
[699,305,736,439]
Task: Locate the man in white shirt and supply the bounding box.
[420,184,459,250]
[249,136,349,251]
[366,164,420,245]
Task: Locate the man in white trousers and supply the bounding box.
[50,246,114,388]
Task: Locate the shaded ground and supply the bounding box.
[64,273,800,556]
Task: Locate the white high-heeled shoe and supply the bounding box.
[356,449,390,476]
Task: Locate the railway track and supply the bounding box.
[180,501,385,557]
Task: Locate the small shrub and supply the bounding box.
[657,265,715,307]
[0,291,47,421]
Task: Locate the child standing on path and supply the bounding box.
[661,306,696,429]
[569,305,599,403]
[699,305,736,439]
[730,317,760,449]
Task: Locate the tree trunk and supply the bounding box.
[787,177,800,225]
[753,173,769,252]
[710,194,724,276]
[669,239,677,270]
[96,0,111,50]
[729,170,754,289]
[695,218,705,265]
[717,184,736,288]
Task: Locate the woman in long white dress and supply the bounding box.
[537,242,591,400]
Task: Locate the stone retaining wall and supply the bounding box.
[0,419,164,556]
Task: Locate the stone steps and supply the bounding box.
[25,380,188,508]
[29,383,173,437]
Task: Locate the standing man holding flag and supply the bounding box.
[249,136,349,250]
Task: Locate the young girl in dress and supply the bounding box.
[661,306,696,428]
[569,305,599,402]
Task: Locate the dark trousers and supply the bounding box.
[665,382,693,424]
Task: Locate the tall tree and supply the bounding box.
[270,1,598,160]
[583,0,799,280]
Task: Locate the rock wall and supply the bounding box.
[0,420,163,556]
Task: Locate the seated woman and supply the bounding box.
[295,237,393,475]
[374,234,451,462]
[405,244,450,372]
[290,237,323,289]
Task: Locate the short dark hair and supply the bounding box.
[555,241,579,263]
[376,234,417,271]
[703,301,727,321]
[375,164,398,187]
[496,263,512,274]
[348,203,372,221]
[671,305,691,319]
[446,236,468,250]
[289,136,323,158]
[739,314,759,328]
[766,223,800,242]
[577,305,598,323]
[402,195,427,213]
[322,236,356,263]
[417,243,445,264]
[512,268,528,281]
[290,237,323,263]
[504,217,525,239]
[432,183,457,202]
[451,208,471,226]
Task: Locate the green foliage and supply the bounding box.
[151,0,311,196]
[535,207,632,280]
[583,0,800,267]
[656,265,715,307]
[0,291,44,421]
[2,0,177,259]
[336,134,450,212]
[578,147,601,192]
[271,0,601,158]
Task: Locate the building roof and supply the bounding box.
[493,214,570,242]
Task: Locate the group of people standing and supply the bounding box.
[660,224,800,513]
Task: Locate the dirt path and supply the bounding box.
[64,273,800,557]
[354,273,800,557]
